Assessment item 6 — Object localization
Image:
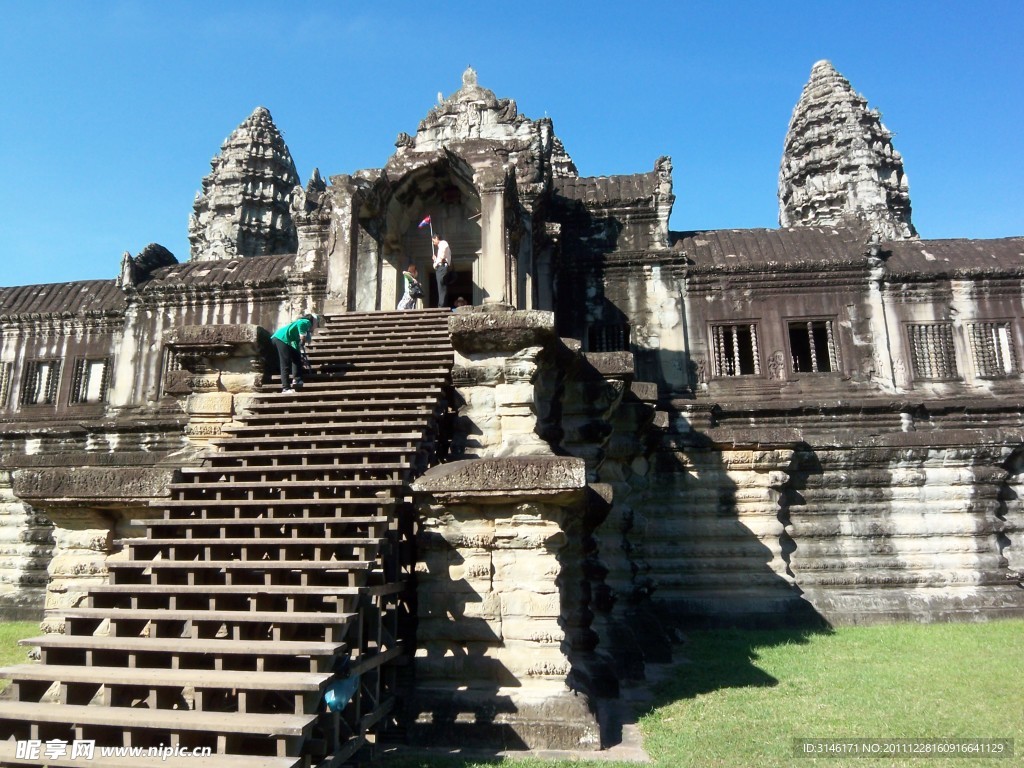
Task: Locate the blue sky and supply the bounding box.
[1,1,1021,287]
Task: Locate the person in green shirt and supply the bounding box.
[271,313,318,393]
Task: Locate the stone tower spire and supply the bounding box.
[188,106,301,261]
[779,60,916,241]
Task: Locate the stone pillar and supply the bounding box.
[162,324,269,446]
[42,508,117,634]
[0,471,53,620]
[516,215,534,310]
[448,306,558,459]
[11,468,176,633]
[324,177,358,314]
[409,456,599,750]
[477,186,507,305]
[535,223,560,312]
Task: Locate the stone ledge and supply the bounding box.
[412,457,586,504]
[450,310,556,354]
[166,323,267,347]
[12,467,175,504]
[404,685,599,751]
[582,351,634,379]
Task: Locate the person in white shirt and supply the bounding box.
[431,233,452,307]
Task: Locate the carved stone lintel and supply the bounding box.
[412,456,586,505]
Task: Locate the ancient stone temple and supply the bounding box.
[189,106,301,261]
[0,62,1021,761]
[779,60,916,241]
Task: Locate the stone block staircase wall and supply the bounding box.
[0,309,454,767]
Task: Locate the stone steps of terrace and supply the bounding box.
[0,309,453,764]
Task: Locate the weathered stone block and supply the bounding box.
[450,310,556,353]
[184,392,233,416]
[13,468,174,503]
[500,590,561,618]
[413,457,586,503]
[220,372,261,393]
[495,383,535,408]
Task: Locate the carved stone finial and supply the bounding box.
[306,168,326,197]
[117,251,135,290]
[117,244,177,290]
[779,61,917,241]
[462,66,477,88]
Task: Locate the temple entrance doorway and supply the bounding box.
[395,163,481,309]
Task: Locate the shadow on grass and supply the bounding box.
[645,626,835,711]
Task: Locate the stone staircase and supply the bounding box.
[0,309,455,767]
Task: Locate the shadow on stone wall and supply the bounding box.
[400,529,530,750]
[635,429,828,633]
[998,446,1024,576]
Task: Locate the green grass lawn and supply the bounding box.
[0,619,1019,766]
[387,620,1024,768]
[641,620,1023,768]
[0,621,40,693]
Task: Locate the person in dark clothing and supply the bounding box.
[431,233,451,308]
[271,313,318,393]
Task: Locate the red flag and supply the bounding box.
[418,215,431,228]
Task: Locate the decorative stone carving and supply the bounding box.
[116,243,177,290]
[189,106,300,261]
[779,60,916,241]
[162,324,271,444]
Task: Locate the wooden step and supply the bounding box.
[200,446,417,464]
[107,560,374,573]
[87,583,402,598]
[251,390,444,403]
[0,740,303,768]
[168,478,397,493]
[181,462,408,477]
[59,608,357,625]
[236,410,437,426]
[122,536,385,548]
[154,497,395,511]
[261,367,450,384]
[307,340,452,355]
[179,464,408,483]
[251,376,447,395]
[0,699,315,738]
[22,635,343,657]
[209,432,424,449]
[139,515,390,530]
[0,663,330,693]
[221,420,429,436]
[305,360,446,370]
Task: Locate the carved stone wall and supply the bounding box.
[12,467,176,632]
[634,401,1024,627]
[448,307,558,459]
[163,323,270,446]
[784,443,1024,623]
[407,308,616,747]
[0,471,52,620]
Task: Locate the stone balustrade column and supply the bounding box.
[408,456,600,750]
